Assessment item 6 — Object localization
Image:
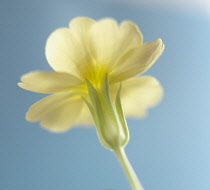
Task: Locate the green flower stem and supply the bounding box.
[114,147,144,190]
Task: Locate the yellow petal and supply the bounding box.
[88,18,118,63]
[110,39,164,83]
[120,76,163,117]
[119,20,143,50]
[18,71,83,93]
[88,19,142,68]
[45,23,93,78]
[26,92,83,132]
[69,17,95,44]
[74,101,94,126]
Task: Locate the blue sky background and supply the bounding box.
[1,0,210,190]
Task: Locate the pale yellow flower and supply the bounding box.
[18,17,164,133]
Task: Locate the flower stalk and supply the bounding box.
[114,147,144,190]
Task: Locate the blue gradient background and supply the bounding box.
[1,0,210,190]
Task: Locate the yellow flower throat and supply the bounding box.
[81,62,111,90]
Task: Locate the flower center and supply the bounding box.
[82,62,110,90]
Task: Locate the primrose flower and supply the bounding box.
[18,17,164,134]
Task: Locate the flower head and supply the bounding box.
[18,17,164,134]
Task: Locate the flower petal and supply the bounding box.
[18,71,83,93]
[110,39,164,83]
[119,20,143,50]
[88,19,142,68]
[120,76,163,117]
[45,18,94,77]
[88,18,118,64]
[26,92,84,132]
[73,101,94,126]
[69,17,95,44]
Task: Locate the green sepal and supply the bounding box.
[101,74,118,125]
[84,77,130,150]
[85,79,102,115]
[115,84,129,147]
[85,79,113,149]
